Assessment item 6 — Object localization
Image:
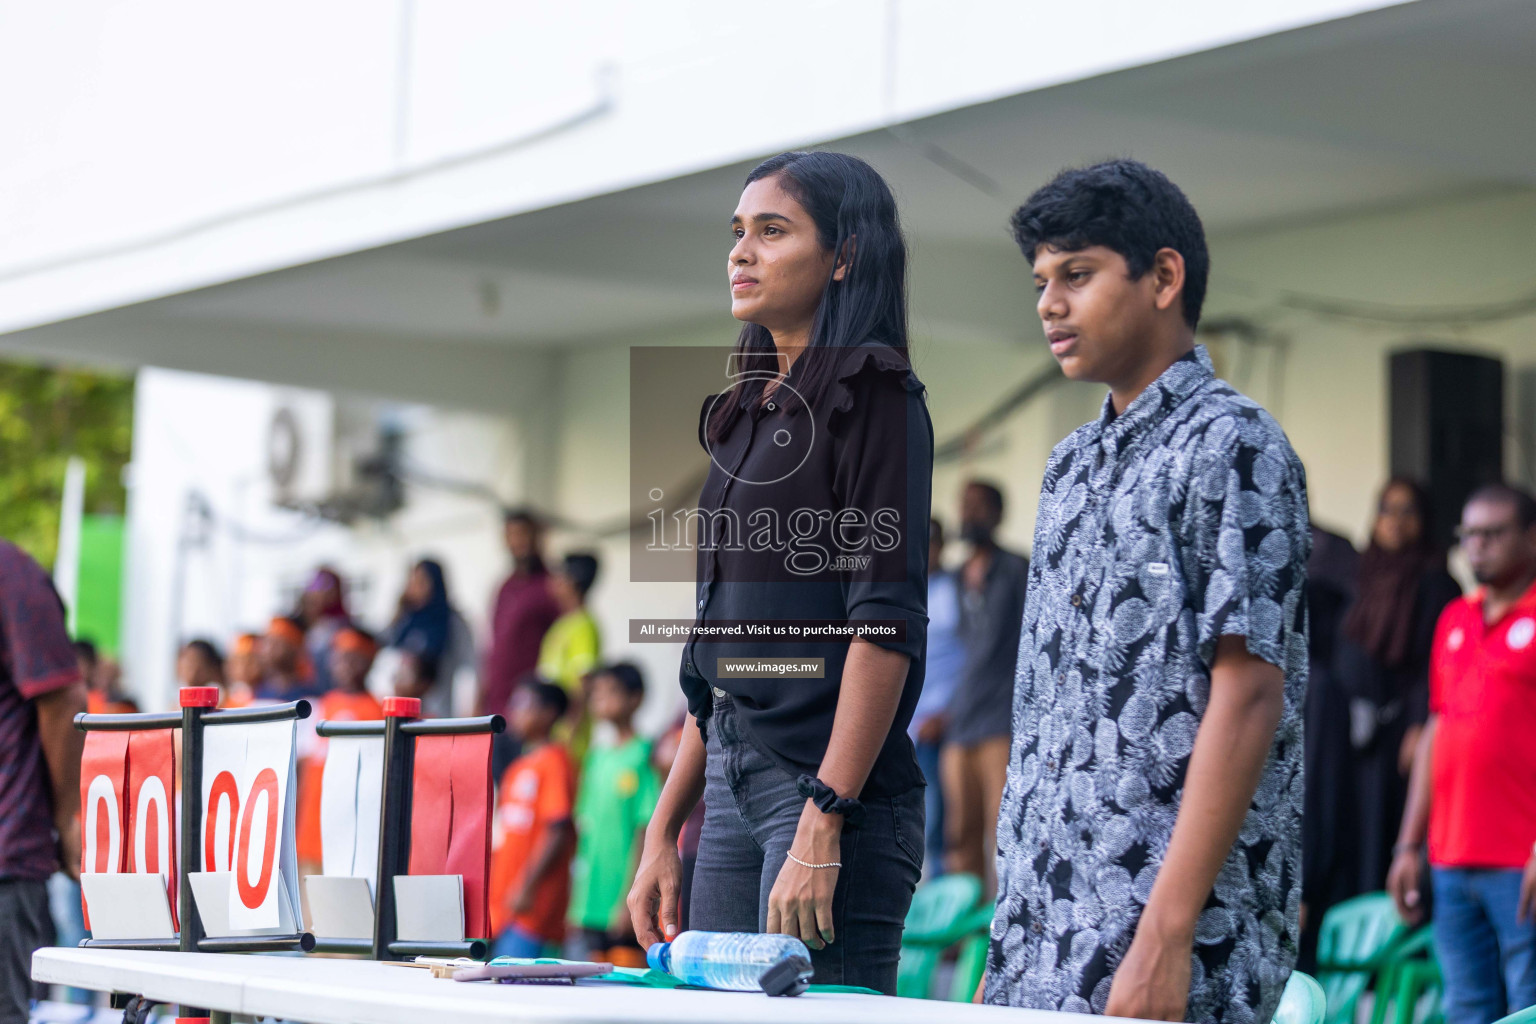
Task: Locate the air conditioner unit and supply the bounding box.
[266,390,336,507]
[266,392,405,522]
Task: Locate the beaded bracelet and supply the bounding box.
[786,851,842,870]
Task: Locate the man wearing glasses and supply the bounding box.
[1390,483,1536,1024]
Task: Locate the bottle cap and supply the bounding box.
[179,687,220,708]
[759,955,813,997]
[645,941,669,974]
[383,696,421,718]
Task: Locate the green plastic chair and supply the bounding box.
[1380,958,1442,1024]
[896,873,983,999]
[1316,892,1412,1024]
[945,903,996,1002]
[1369,927,1442,1024]
[1276,972,1329,1024]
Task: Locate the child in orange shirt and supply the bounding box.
[318,627,385,723]
[489,681,576,959]
[296,628,385,871]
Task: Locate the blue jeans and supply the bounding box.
[689,693,924,994]
[913,739,946,876]
[1433,867,1536,1024]
[0,879,50,1024]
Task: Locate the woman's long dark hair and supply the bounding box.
[391,558,452,668]
[706,151,910,445]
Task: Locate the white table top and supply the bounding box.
[31,947,1060,1024]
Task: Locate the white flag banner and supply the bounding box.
[201,728,245,875]
[352,737,384,886]
[319,738,360,880]
[201,719,298,931]
[318,736,385,892]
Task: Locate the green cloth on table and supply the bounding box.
[585,965,880,995]
[486,958,881,996]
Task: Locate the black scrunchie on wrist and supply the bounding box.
[795,775,865,829]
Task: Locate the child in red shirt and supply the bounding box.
[489,681,576,958]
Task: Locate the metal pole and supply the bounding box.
[372,696,419,961]
[178,686,218,1019]
[400,714,505,737]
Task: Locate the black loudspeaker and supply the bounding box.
[1389,348,1504,551]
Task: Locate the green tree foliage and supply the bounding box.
[0,359,134,570]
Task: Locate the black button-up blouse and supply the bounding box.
[680,343,934,797]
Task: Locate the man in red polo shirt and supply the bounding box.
[1390,484,1536,1024]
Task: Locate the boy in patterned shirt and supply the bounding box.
[983,160,1309,1024]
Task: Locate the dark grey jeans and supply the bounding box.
[0,878,51,1024]
[689,692,923,994]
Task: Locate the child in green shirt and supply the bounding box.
[568,662,659,961]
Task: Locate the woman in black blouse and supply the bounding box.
[627,151,933,993]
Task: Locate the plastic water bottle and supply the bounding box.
[647,931,813,995]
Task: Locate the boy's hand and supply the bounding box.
[511,886,535,916]
[628,831,683,948]
[1103,921,1192,1021]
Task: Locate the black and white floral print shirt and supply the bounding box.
[985,346,1310,1024]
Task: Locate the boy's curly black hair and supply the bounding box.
[1010,159,1209,329]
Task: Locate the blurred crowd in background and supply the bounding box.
[53,477,1041,966]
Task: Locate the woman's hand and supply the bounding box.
[766,802,842,950]
[627,830,684,948]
